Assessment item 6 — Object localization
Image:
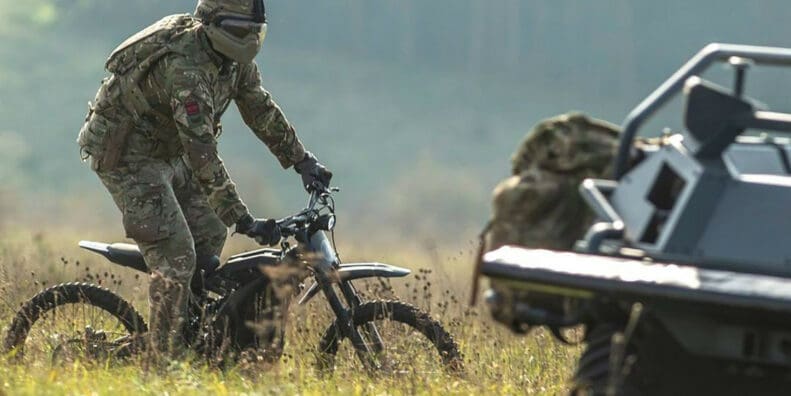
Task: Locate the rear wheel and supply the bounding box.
[4,283,147,365]
[317,300,463,374]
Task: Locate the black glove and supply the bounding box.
[236,214,282,246]
[294,151,333,191]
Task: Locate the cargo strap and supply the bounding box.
[116,46,172,123]
[103,48,172,171]
[98,119,133,171]
[470,221,493,306]
[110,29,195,164]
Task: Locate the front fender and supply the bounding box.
[298,263,411,305]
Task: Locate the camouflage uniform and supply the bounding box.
[484,113,620,251]
[77,14,305,352]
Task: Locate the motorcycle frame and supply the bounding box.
[80,190,412,368]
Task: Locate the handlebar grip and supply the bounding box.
[307,181,329,194]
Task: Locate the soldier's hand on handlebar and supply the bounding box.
[294,151,333,192]
[235,214,282,246]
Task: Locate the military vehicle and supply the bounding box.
[477,44,791,395]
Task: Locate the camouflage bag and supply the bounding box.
[77,14,200,171]
[483,112,621,252]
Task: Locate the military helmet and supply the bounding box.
[195,0,268,64]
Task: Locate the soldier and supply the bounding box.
[483,113,620,252]
[77,0,332,355]
[473,113,619,305]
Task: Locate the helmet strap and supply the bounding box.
[198,7,220,24]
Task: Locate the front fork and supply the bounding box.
[316,271,384,369]
[308,232,385,367]
[338,280,385,354]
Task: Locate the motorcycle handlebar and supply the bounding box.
[275,185,338,238]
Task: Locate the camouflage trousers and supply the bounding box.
[96,156,228,354]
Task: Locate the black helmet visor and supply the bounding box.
[252,0,266,23]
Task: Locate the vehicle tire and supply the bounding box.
[570,323,640,396]
[4,283,147,363]
[570,320,716,396]
[573,320,791,396]
[317,300,463,374]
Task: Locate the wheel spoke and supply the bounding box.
[6,284,146,365]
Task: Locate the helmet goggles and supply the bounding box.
[215,16,267,42]
[197,0,269,64]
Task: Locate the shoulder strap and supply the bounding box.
[106,14,203,121]
[106,14,194,74]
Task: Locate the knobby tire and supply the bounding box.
[3,282,147,360]
[317,300,463,372]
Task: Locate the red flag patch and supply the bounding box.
[185,101,200,116]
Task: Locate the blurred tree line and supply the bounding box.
[7,0,791,101]
[3,0,791,238]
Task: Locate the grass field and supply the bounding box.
[0,228,580,395]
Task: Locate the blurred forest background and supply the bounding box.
[2,0,791,245]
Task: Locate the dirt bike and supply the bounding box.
[4,185,462,373]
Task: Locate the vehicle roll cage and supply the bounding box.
[615,43,791,179]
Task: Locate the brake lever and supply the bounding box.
[308,181,339,195]
[279,240,290,254]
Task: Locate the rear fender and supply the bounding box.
[298,263,411,305]
[79,241,114,261]
[79,241,149,273]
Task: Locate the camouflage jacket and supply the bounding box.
[78,14,306,226]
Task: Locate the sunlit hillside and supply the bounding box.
[4,0,791,241]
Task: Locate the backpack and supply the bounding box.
[105,14,202,120]
[78,15,205,171]
[483,112,621,251]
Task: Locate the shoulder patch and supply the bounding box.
[186,100,201,116]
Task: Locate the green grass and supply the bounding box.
[0,228,580,395]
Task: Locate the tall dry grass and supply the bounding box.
[0,227,580,395]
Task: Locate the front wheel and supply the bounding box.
[4,283,147,364]
[317,300,463,374]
